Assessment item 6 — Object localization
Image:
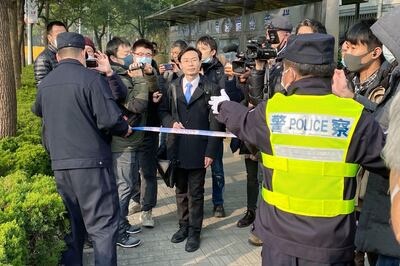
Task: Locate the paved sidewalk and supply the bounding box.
[83,142,262,265]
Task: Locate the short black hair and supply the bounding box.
[178,47,202,62]
[196,35,218,53]
[172,40,188,51]
[284,59,336,78]
[295,18,327,34]
[132,39,154,53]
[346,19,382,50]
[47,21,66,34]
[105,37,131,57]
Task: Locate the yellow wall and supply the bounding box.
[25,46,45,61]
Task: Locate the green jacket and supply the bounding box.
[110,63,155,152]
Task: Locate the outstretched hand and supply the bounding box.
[208,89,230,114]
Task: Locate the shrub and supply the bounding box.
[14,144,52,176]
[0,66,68,265]
[0,221,28,266]
[0,172,68,265]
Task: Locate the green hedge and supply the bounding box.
[0,66,69,265]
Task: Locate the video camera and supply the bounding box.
[224,29,280,73]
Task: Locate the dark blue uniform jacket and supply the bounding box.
[32,59,128,170]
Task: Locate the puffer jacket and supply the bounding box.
[34,44,58,85]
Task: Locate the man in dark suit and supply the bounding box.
[159,47,222,252]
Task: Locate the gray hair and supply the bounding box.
[383,91,400,171]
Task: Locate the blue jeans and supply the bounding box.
[112,151,139,235]
[211,141,225,206]
[376,255,400,266]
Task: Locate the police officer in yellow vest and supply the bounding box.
[209,33,388,265]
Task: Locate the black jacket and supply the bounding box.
[34,45,58,85]
[217,77,388,263]
[201,57,225,91]
[354,10,400,258]
[32,59,128,170]
[355,64,400,258]
[159,75,223,169]
[247,60,285,106]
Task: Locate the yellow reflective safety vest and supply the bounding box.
[261,93,364,217]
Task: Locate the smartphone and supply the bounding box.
[163,63,174,71]
[86,59,98,68]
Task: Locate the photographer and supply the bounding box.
[129,39,162,229]
[158,40,188,92]
[247,16,293,106]
[106,36,158,248]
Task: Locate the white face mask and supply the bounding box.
[383,45,396,64]
[280,68,292,90]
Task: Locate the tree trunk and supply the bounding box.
[9,0,21,89]
[44,0,50,45]
[17,0,25,67]
[94,29,102,52]
[0,0,17,137]
[94,24,106,52]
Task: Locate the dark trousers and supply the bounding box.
[112,151,139,235]
[175,167,206,232]
[133,132,158,211]
[262,244,355,266]
[245,158,260,211]
[211,141,225,206]
[54,167,119,266]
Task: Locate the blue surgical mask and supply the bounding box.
[383,45,396,64]
[202,57,212,64]
[136,57,152,65]
[122,54,133,68]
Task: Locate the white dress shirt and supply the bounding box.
[182,75,200,96]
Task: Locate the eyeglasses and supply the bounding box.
[133,52,152,57]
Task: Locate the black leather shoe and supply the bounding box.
[171,226,188,243]
[185,232,200,252]
[213,205,226,218]
[237,209,256,228]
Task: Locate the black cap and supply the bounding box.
[267,16,293,32]
[56,32,85,50]
[278,33,335,64]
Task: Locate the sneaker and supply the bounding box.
[126,224,141,234]
[140,210,155,228]
[117,233,141,248]
[213,205,226,218]
[128,200,141,215]
[248,232,263,246]
[237,209,256,228]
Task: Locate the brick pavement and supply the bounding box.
[83,142,262,265]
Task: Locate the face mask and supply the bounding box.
[202,57,212,64]
[121,54,133,68]
[343,50,374,73]
[280,69,292,90]
[52,38,57,49]
[382,45,396,64]
[136,57,152,65]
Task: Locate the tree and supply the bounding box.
[0,0,17,137]
[8,0,21,89]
